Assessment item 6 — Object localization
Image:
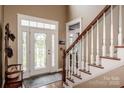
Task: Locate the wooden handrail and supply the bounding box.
[65,5,111,54]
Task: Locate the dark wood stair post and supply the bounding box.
[62,49,66,82]
[62,49,68,86]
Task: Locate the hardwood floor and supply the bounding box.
[24,72,63,88]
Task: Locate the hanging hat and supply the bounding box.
[10,33,15,41]
[5,47,13,58]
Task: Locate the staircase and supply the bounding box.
[62,5,124,88]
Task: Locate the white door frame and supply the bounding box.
[17,14,58,78]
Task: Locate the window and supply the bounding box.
[21,19,56,30]
[30,21,37,27]
[37,22,44,28]
[21,20,29,26]
[51,25,56,30]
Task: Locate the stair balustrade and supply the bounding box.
[62,5,123,87]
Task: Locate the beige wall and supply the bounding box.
[68,5,105,29]
[68,5,124,60]
[67,5,106,63]
[0,5,3,87]
[3,5,68,69]
[75,65,124,88]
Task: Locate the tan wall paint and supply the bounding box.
[0,5,3,87]
[68,5,105,30]
[68,6,124,60]
[67,5,106,63]
[0,6,3,22]
[75,65,124,88]
[3,5,68,69]
[0,5,2,87]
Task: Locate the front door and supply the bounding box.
[18,14,58,78]
[30,28,49,76]
[30,28,57,76]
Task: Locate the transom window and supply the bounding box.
[21,19,56,30]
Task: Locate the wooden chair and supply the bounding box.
[4,64,23,88]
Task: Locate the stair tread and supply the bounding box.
[72,74,82,80]
[79,69,92,75]
[89,64,104,69]
[100,56,121,60]
[67,78,75,83]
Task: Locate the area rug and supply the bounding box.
[24,73,62,88]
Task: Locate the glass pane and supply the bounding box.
[51,24,56,30]
[21,20,29,26]
[22,32,27,71]
[69,34,74,45]
[34,33,46,69]
[44,23,51,29]
[52,34,55,67]
[30,21,37,27]
[69,37,73,45]
[37,22,44,28]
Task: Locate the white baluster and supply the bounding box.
[90,26,94,65]
[86,32,89,71]
[96,20,100,65]
[78,38,82,76]
[66,53,69,78]
[83,35,87,71]
[72,48,75,75]
[118,5,123,45]
[102,13,106,56]
[81,37,85,69]
[110,5,114,57]
[68,53,70,78]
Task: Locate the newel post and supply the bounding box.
[62,49,66,82]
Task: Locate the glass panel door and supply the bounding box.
[18,14,58,78]
[30,28,49,76]
[20,28,58,78]
[34,33,47,69]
